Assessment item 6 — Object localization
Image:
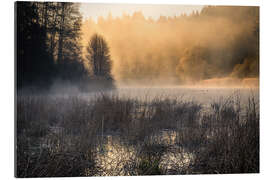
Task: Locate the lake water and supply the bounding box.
[68,86,259,114]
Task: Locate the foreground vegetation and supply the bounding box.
[16,93,259,177]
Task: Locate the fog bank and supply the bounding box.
[81,6,259,87]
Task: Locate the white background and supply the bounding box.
[0,0,269,179]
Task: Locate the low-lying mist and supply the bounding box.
[81,6,259,87]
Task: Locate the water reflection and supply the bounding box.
[94,135,138,176]
[160,147,194,174]
[91,130,194,176]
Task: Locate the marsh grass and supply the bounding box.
[16,92,259,177]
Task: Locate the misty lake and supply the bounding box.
[19,86,259,176]
[44,86,259,175]
[59,86,259,110]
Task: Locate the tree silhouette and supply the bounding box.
[16,2,90,91]
[16,2,55,89]
[86,34,112,79]
[55,3,86,81]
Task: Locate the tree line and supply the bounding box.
[82,6,259,85]
[16,2,114,91]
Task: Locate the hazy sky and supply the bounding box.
[79,3,204,21]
